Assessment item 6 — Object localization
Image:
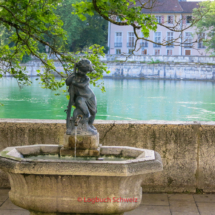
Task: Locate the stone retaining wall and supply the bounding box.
[3,59,215,81]
[0,119,215,193]
[106,62,215,80]
[102,55,215,64]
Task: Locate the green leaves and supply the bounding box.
[72,0,157,36]
[72,1,94,21]
[0,0,67,86]
[57,0,108,53]
[194,1,215,53]
[0,0,107,95]
[84,44,110,91]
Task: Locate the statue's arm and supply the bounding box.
[73,77,90,88]
[66,74,75,86]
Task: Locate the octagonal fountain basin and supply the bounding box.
[0,145,163,215]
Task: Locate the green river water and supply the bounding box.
[0,77,215,121]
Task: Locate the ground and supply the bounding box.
[0,189,215,215]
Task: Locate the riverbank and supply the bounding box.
[0,119,215,193]
[2,55,215,81]
[105,62,215,80]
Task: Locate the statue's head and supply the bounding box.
[75,59,93,74]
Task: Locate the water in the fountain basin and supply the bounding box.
[24,154,133,161]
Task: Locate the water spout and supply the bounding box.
[75,115,83,126]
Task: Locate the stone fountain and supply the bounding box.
[0,59,163,215]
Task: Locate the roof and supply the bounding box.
[179,2,199,13]
[138,0,200,13]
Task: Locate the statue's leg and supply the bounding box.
[88,108,96,130]
[88,114,96,130]
[75,97,90,118]
[88,114,95,125]
[66,99,72,135]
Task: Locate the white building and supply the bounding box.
[108,0,208,56]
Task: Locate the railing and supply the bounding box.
[114,43,122,47]
[140,42,148,48]
[184,43,192,48]
[127,43,135,47]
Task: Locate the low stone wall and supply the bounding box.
[106,62,215,80]
[0,119,215,193]
[102,55,215,64]
[3,59,215,81]
[29,54,215,64]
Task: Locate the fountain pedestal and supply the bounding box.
[60,133,100,157]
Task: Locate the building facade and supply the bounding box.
[108,0,208,56]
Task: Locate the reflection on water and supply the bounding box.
[0,77,215,121]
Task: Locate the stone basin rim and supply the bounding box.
[0,144,163,177]
[0,145,156,164]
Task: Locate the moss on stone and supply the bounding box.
[0,150,22,161]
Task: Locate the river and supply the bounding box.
[0,78,215,121]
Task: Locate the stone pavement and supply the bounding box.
[1,189,215,215]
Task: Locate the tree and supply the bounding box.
[70,14,108,52]
[193,1,215,55]
[0,0,108,92]
[0,0,208,93]
[55,0,82,52]
[56,0,108,52]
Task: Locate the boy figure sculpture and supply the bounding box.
[65,59,97,136]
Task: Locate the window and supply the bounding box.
[116,16,121,22]
[168,16,173,24]
[127,32,135,47]
[116,49,121,54]
[115,32,122,47]
[167,50,173,55]
[155,49,160,55]
[128,49,133,54]
[167,32,174,47]
[140,32,148,48]
[186,16,192,24]
[198,33,206,49]
[142,49,147,55]
[141,41,148,48]
[184,32,192,48]
[185,50,191,55]
[154,32,161,47]
[156,16,162,24]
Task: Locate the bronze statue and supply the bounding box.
[65,59,97,135]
